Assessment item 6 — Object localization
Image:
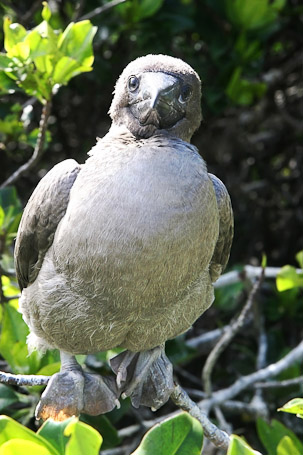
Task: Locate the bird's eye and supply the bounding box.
[179,84,192,103]
[128,76,139,92]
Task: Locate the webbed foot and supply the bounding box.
[36,352,120,421]
[110,345,174,410]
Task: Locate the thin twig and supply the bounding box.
[202,270,264,396]
[254,376,303,389]
[78,0,128,21]
[1,99,52,189]
[201,340,303,412]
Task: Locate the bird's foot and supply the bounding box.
[110,345,174,410]
[36,357,119,420]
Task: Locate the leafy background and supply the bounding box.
[0,0,302,454]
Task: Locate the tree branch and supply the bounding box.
[0,371,49,386]
[202,269,264,396]
[170,384,231,450]
[214,265,301,288]
[201,340,303,412]
[1,99,52,189]
[78,0,128,21]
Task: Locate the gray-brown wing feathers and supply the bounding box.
[208,173,233,282]
[14,159,81,290]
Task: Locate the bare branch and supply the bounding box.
[0,371,49,386]
[201,340,303,412]
[171,384,231,450]
[78,0,128,21]
[1,99,52,189]
[254,376,303,389]
[215,265,302,288]
[202,270,264,396]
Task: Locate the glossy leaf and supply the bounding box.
[37,418,72,454]
[3,18,27,56]
[256,418,303,455]
[131,413,203,455]
[276,265,303,291]
[0,439,52,455]
[227,435,261,455]
[58,21,97,67]
[0,415,58,454]
[278,398,303,416]
[64,418,103,455]
[277,436,302,455]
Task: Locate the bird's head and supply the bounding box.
[109,54,202,142]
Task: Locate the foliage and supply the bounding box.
[0,415,102,455]
[0,2,97,103]
[132,413,203,455]
[276,251,303,292]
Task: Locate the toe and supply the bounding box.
[36,371,85,421]
[82,373,120,415]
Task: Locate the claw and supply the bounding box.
[110,345,174,410]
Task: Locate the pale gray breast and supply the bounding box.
[52,135,219,307]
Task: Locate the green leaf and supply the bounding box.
[227,435,261,454]
[80,414,121,450]
[225,0,286,31]
[0,54,13,70]
[131,413,203,455]
[37,418,72,454]
[277,436,302,455]
[0,415,58,454]
[276,265,303,291]
[226,67,267,106]
[0,207,4,228]
[256,418,303,455]
[136,0,164,20]
[42,2,52,22]
[64,418,103,455]
[0,384,19,412]
[52,56,92,85]
[278,398,303,417]
[0,439,52,455]
[58,21,97,67]
[3,17,27,56]
[296,250,303,269]
[0,303,40,374]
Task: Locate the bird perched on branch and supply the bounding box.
[15,54,233,420]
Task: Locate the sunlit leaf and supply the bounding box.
[3,18,27,55]
[277,436,302,455]
[227,435,261,454]
[64,418,103,455]
[58,21,97,67]
[276,265,303,291]
[0,415,58,454]
[296,251,303,269]
[0,439,52,455]
[41,2,52,22]
[278,398,303,417]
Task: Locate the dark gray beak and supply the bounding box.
[129,72,187,130]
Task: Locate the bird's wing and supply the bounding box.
[208,173,234,283]
[14,159,81,290]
